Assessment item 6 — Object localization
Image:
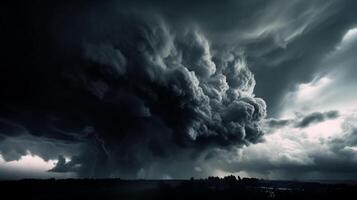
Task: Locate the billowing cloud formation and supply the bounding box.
[3,0,357,180]
[0,2,266,178]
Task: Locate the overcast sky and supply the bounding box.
[1,0,357,180]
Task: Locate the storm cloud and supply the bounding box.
[2,0,357,180]
[0,1,266,178]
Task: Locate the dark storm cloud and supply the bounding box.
[2,0,357,119]
[295,111,339,128]
[0,1,267,178]
[2,0,357,180]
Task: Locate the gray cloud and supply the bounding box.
[264,110,339,132]
[265,118,291,129]
[295,111,339,128]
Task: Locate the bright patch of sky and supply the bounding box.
[0,153,74,179]
[337,27,357,50]
[0,153,56,171]
[279,27,357,118]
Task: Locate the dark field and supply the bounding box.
[1,177,356,200]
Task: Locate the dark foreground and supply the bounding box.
[1,176,356,200]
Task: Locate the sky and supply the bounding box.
[1,0,357,180]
